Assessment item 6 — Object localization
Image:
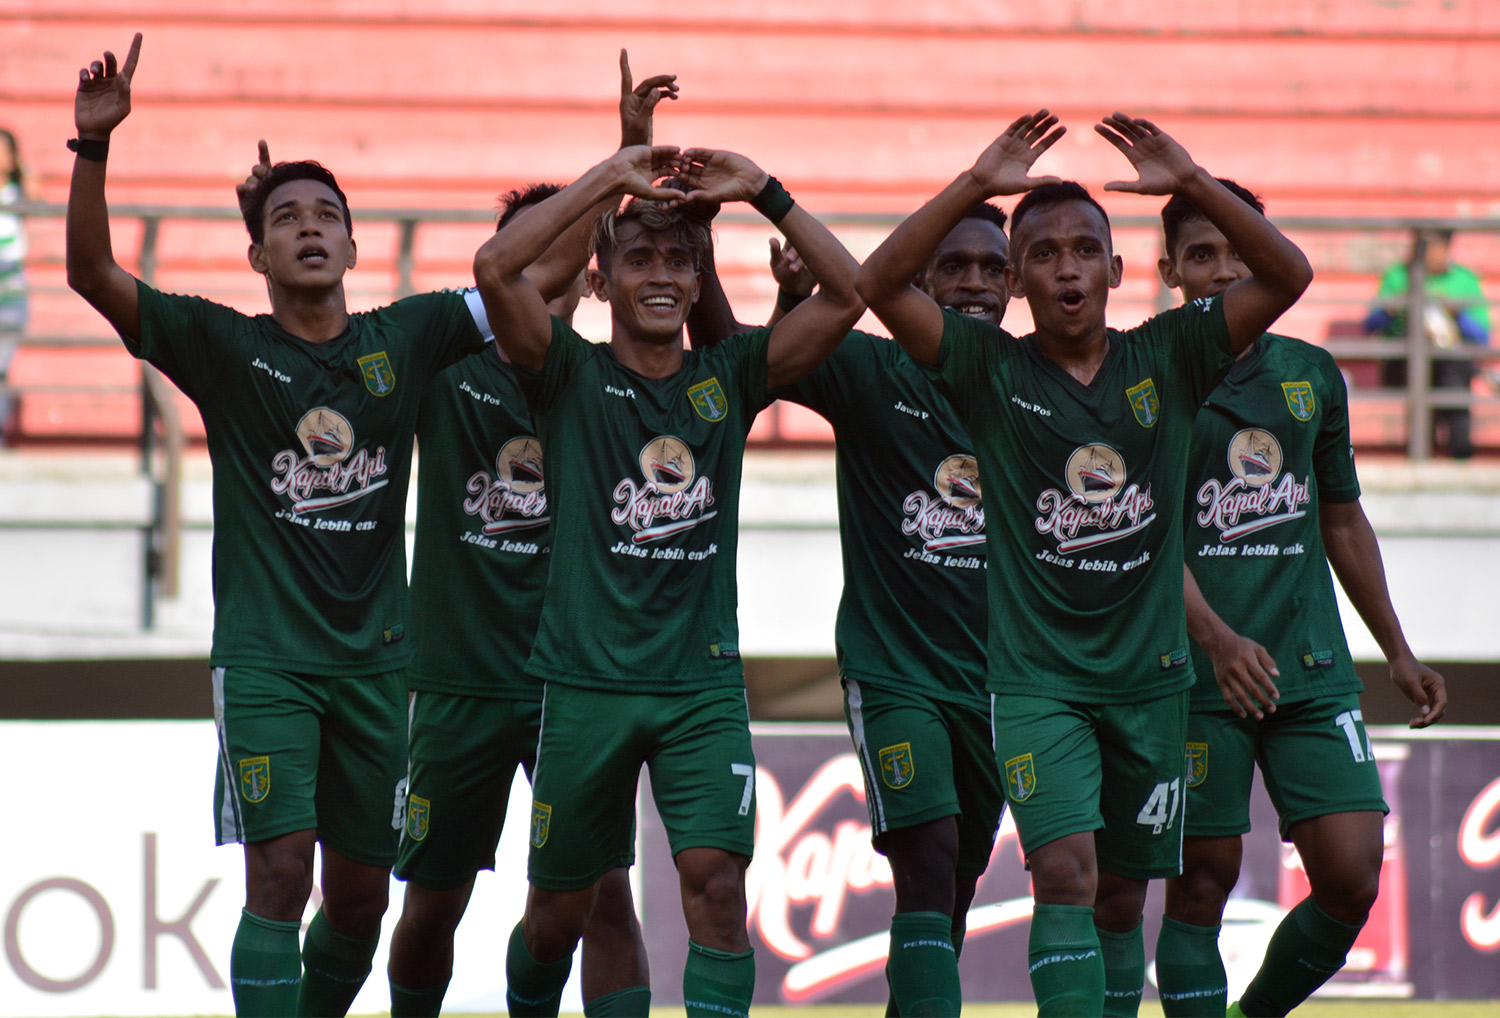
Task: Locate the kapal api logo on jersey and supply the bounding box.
[1033,443,1156,554]
[1004,753,1036,802]
[464,436,549,535]
[901,453,985,552]
[611,435,717,544]
[1126,377,1160,428]
[270,407,390,513]
[1282,381,1315,422]
[688,377,728,422]
[879,743,915,789]
[1194,428,1310,542]
[239,756,270,804]
[358,351,396,396]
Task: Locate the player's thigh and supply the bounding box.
[212,665,321,847]
[945,697,1006,879]
[1183,708,1258,839]
[992,693,1101,857]
[844,678,961,838]
[528,683,647,891]
[1257,694,1388,840]
[1096,690,1190,880]
[647,687,757,860]
[396,691,541,890]
[317,668,410,867]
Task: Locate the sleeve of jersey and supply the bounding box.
[920,309,987,419]
[1165,295,1235,406]
[719,327,773,421]
[1311,350,1361,503]
[406,290,487,374]
[132,280,242,400]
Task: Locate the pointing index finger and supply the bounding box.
[619,48,632,98]
[121,32,143,80]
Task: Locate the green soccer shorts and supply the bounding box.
[526,682,757,892]
[212,665,408,867]
[992,690,1189,880]
[844,677,1005,879]
[394,690,542,890]
[1185,692,1389,840]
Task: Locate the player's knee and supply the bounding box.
[1311,865,1379,925]
[880,821,961,913]
[1025,838,1095,905]
[678,849,749,947]
[524,887,594,960]
[396,883,469,939]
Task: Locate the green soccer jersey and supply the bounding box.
[520,318,771,693]
[1184,333,1364,708]
[927,299,1234,703]
[409,342,549,700]
[130,282,484,674]
[777,330,987,711]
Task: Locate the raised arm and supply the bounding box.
[677,149,862,388]
[1098,113,1312,352]
[1184,565,1280,719]
[473,146,684,369]
[65,32,144,342]
[1320,499,1447,728]
[856,111,1063,365]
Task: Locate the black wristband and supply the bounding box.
[776,288,809,313]
[67,137,109,162]
[750,175,795,224]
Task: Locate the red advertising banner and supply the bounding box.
[639,724,1500,1005]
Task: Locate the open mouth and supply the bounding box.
[641,294,679,313]
[950,301,994,320]
[297,245,329,265]
[1058,289,1087,313]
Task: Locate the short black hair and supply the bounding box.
[243,160,352,245]
[1160,178,1263,260]
[1010,182,1110,250]
[496,183,565,231]
[960,201,1008,232]
[592,198,712,279]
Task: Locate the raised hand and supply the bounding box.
[235,140,273,219]
[674,149,769,206]
[1097,112,1199,196]
[608,145,689,201]
[968,110,1065,196]
[1391,656,1447,729]
[75,33,143,140]
[619,49,678,148]
[770,239,815,298]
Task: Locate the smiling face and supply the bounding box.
[922,217,1010,326]
[1159,217,1248,303]
[589,220,701,345]
[248,178,356,290]
[1006,199,1122,344]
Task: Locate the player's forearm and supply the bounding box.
[856,173,987,308]
[1183,565,1238,660]
[1179,168,1312,303]
[775,206,860,316]
[1320,501,1417,666]
[66,149,141,339]
[476,159,626,289]
[686,242,753,350]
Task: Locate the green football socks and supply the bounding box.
[389,975,450,1017]
[682,940,755,1017]
[230,909,302,1017]
[1097,921,1145,1017]
[583,984,652,1016]
[505,921,574,1017]
[1027,903,1105,1017]
[951,908,969,960]
[296,907,379,1017]
[886,910,963,1016]
[1155,916,1227,1017]
[1235,898,1363,1016]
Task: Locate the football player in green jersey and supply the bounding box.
[1152,180,1447,1018]
[68,33,526,1018]
[386,53,673,1018]
[473,144,862,1017]
[685,206,1011,1016]
[857,110,1313,1016]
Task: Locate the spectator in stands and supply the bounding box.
[1364,228,1490,458]
[0,127,39,444]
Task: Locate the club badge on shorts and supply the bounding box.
[1186,742,1208,788]
[239,756,270,804]
[1004,753,1036,803]
[531,802,552,848]
[406,794,431,841]
[879,743,915,789]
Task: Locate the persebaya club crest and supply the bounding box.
[358,351,396,397]
[688,377,728,422]
[1282,381,1315,422]
[239,756,270,804]
[1127,377,1160,428]
[406,795,431,841]
[531,802,552,847]
[1004,753,1036,802]
[1186,742,1208,788]
[879,743,915,789]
